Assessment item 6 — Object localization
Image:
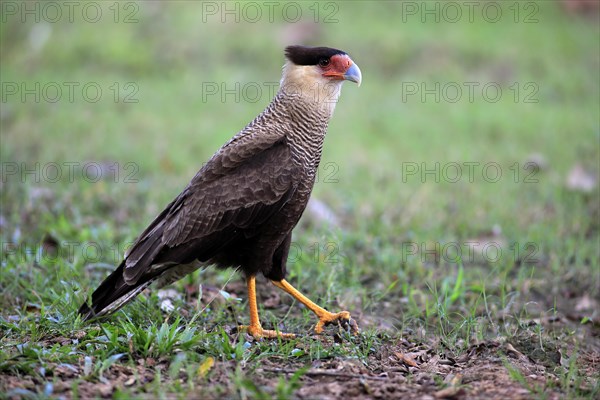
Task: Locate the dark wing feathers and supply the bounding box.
[122,138,296,285]
[162,141,295,245]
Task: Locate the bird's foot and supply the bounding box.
[238,324,296,340]
[314,310,359,335]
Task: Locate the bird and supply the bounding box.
[78,45,362,339]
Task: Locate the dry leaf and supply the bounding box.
[157,289,181,313]
[450,374,462,386]
[434,386,466,399]
[306,198,341,228]
[505,343,527,361]
[575,294,597,311]
[566,164,597,192]
[198,357,214,378]
[263,292,281,308]
[394,352,419,368]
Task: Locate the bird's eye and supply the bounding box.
[319,59,330,67]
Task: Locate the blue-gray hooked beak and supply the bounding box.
[343,62,362,86]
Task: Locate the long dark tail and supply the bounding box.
[78,261,153,321]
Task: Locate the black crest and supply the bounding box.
[285,45,347,66]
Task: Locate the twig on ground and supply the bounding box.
[260,367,389,381]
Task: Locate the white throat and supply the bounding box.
[279,61,344,117]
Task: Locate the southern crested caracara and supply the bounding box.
[79,45,362,338]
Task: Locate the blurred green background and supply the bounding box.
[1,1,598,302]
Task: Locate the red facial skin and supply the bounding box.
[321,54,354,80]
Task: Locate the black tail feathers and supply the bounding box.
[79,261,149,321]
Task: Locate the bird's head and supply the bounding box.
[281,45,361,113]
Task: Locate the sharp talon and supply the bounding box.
[343,317,359,335]
[314,311,359,336]
[238,325,295,340]
[338,316,359,335]
[270,280,358,338]
[340,318,349,330]
[349,318,359,334]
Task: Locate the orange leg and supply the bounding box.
[238,275,295,339]
[272,279,358,335]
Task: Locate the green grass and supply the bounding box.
[1,1,599,398]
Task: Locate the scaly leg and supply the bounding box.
[271,279,358,335]
[238,275,295,339]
